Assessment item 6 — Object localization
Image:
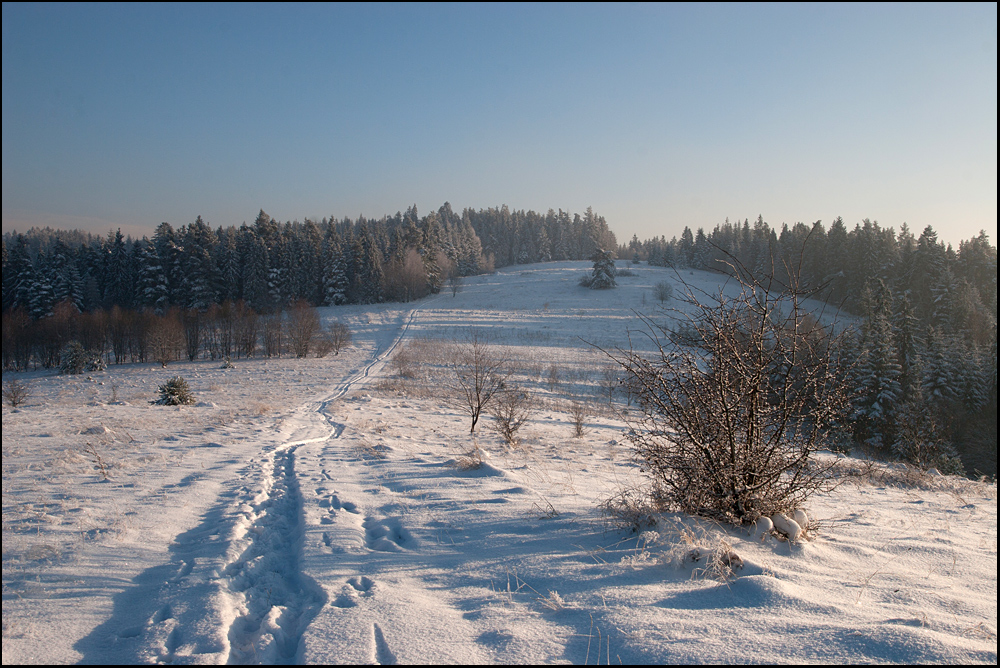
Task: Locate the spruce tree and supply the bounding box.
[28,249,55,319]
[321,230,349,306]
[587,249,617,289]
[103,228,133,309]
[133,238,169,311]
[47,238,84,310]
[183,217,220,310]
[852,279,902,451]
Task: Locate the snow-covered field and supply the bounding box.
[2,261,996,664]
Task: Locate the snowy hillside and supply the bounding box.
[2,261,996,664]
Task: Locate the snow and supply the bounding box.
[2,261,996,664]
[771,514,804,542]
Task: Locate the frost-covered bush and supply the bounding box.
[489,386,534,445]
[611,255,852,525]
[154,376,195,405]
[653,280,674,304]
[2,378,31,408]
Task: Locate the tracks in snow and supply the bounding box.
[81,302,431,664]
[222,445,324,664]
[221,301,432,663]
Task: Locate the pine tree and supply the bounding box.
[587,249,617,289]
[134,238,169,311]
[358,227,385,304]
[267,234,289,310]
[930,267,959,333]
[28,248,55,319]
[237,225,268,310]
[893,293,922,402]
[183,216,220,310]
[47,237,83,310]
[922,326,956,404]
[913,225,946,321]
[894,371,962,474]
[852,279,902,451]
[218,229,241,303]
[103,228,133,309]
[420,213,444,294]
[321,230,349,306]
[535,226,552,263]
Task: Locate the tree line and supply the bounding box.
[1,201,616,371]
[2,202,616,318]
[1,205,994,474]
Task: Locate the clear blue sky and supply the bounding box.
[3,3,996,246]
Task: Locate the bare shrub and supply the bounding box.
[2,377,31,408]
[451,441,484,471]
[450,330,511,433]
[652,280,673,305]
[262,313,284,357]
[390,346,418,379]
[489,386,535,446]
[182,308,203,361]
[313,337,334,358]
[569,400,588,437]
[546,364,560,392]
[608,247,852,525]
[149,310,184,367]
[84,442,111,480]
[599,486,659,534]
[326,321,352,356]
[286,300,320,358]
[449,273,463,297]
[599,363,620,405]
[384,248,429,303]
[234,301,259,358]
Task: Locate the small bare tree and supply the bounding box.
[546,364,560,392]
[450,330,511,433]
[489,386,534,445]
[327,321,352,356]
[609,249,852,525]
[149,311,184,367]
[653,280,674,305]
[569,400,588,438]
[390,346,417,379]
[449,273,463,297]
[2,377,31,408]
[286,300,320,358]
[313,321,350,358]
[262,313,283,357]
[600,363,620,405]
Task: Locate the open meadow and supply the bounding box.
[3,261,996,664]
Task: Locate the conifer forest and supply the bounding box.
[2,206,996,477]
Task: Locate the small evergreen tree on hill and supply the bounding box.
[154,376,195,405]
[583,249,616,289]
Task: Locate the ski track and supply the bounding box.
[222,298,436,663]
[76,298,435,664]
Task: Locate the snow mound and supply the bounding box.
[771,513,803,542]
